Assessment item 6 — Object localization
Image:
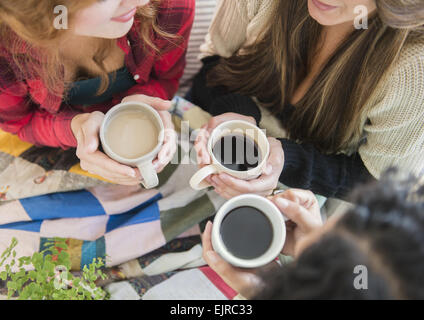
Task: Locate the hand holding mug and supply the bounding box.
[210,137,284,199]
[270,189,323,257]
[202,221,279,299]
[202,194,285,297]
[194,113,257,167]
[122,95,177,173]
[71,95,177,187]
[71,111,141,185]
[190,119,271,191]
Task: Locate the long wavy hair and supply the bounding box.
[209,0,424,153]
[0,0,175,97]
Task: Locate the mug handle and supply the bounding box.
[137,161,159,189]
[190,165,219,190]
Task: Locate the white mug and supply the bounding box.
[211,194,286,268]
[100,102,164,189]
[190,120,270,190]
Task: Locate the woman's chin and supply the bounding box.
[307,0,343,26]
[102,20,134,39]
[75,19,134,39]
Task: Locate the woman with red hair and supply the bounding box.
[0,0,194,185]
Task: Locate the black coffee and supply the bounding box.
[212,134,261,171]
[220,206,273,260]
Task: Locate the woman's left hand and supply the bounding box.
[210,137,284,199]
[122,94,177,174]
[270,189,323,257]
[202,221,279,299]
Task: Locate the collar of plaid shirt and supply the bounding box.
[26,29,156,114]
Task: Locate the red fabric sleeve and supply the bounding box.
[0,88,78,148]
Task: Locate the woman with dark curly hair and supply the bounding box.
[202,171,424,299]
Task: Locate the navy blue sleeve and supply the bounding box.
[190,56,262,124]
[279,138,376,199]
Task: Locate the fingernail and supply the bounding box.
[277,198,289,208]
[206,251,218,263]
[127,170,136,178]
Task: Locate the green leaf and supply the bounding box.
[57,251,70,267]
[28,270,37,280]
[16,269,26,278]
[18,256,31,266]
[43,260,54,272]
[55,242,67,250]
[7,281,17,291]
[0,271,7,280]
[36,272,45,284]
[31,252,43,270]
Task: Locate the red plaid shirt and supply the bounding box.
[0,0,194,149]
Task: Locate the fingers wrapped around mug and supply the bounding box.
[152,111,177,173]
[194,124,212,167]
[121,94,173,111]
[271,189,323,232]
[211,138,284,199]
[202,221,266,298]
[190,119,272,192]
[72,111,140,185]
[98,101,169,189]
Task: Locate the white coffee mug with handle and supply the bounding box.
[190,120,270,190]
[100,102,165,189]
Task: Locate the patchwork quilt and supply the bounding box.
[0,97,243,299]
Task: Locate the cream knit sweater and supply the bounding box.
[199,0,424,179]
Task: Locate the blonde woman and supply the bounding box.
[192,0,424,200]
[0,0,195,185]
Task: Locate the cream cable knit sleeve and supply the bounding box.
[359,42,424,179]
[199,0,274,58]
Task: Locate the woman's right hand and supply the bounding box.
[71,111,141,185]
[194,113,257,167]
[194,112,257,186]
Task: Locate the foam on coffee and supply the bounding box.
[105,111,159,159]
